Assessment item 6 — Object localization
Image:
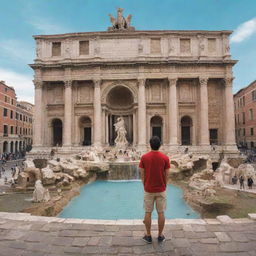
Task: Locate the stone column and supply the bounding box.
[33,80,43,147]
[224,77,236,146]
[133,111,137,145]
[63,80,73,147]
[199,77,210,146]
[93,79,102,147]
[138,79,147,149]
[168,77,178,146]
[105,113,109,145]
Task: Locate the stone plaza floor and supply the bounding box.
[0,212,255,256]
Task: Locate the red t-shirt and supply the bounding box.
[139,151,170,193]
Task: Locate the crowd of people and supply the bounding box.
[0,152,25,163]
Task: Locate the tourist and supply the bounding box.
[239,175,245,189]
[232,175,238,185]
[248,177,254,189]
[139,136,170,243]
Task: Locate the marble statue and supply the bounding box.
[109,8,132,30]
[32,180,50,203]
[114,116,128,149]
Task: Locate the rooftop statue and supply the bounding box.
[108,8,134,31]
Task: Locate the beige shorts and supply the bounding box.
[144,191,167,213]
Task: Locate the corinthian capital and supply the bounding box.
[138,78,146,87]
[199,77,209,86]
[222,77,234,87]
[64,80,73,88]
[33,80,43,89]
[93,79,102,88]
[168,77,178,86]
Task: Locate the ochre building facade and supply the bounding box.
[30,25,238,156]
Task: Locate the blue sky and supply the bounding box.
[0,0,256,103]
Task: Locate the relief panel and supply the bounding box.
[146,80,165,103]
[76,82,93,103]
[47,84,64,104]
[177,80,197,103]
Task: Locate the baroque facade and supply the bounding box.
[30,10,238,156]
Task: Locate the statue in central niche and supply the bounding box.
[114,116,128,149]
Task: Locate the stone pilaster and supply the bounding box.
[63,80,73,147]
[168,77,178,147]
[223,77,237,148]
[33,80,43,147]
[93,79,102,147]
[199,77,210,146]
[137,79,147,150]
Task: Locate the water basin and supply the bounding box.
[59,180,200,219]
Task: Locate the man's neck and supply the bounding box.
[151,150,159,152]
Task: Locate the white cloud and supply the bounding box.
[231,17,256,43]
[0,68,34,104]
[27,17,69,34]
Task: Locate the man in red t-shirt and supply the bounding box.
[139,136,170,243]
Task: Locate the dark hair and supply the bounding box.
[150,136,161,150]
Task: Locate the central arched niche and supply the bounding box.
[106,85,134,145]
[106,85,133,109]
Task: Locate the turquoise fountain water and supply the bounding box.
[59,180,199,219]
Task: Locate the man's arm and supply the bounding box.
[165,168,170,184]
[140,168,145,185]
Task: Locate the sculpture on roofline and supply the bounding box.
[108,8,134,31]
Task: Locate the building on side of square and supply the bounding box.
[234,80,256,149]
[29,9,238,158]
[0,81,34,154]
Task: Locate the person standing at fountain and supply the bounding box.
[239,175,245,190]
[139,136,170,243]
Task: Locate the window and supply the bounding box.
[20,127,22,134]
[3,108,7,117]
[52,42,61,56]
[209,129,218,145]
[238,114,240,124]
[4,96,8,102]
[79,41,89,55]
[252,90,256,101]
[16,126,18,134]
[243,96,245,106]
[11,99,14,105]
[20,114,22,121]
[16,112,18,119]
[11,126,13,134]
[10,110,13,119]
[150,38,161,54]
[208,38,216,53]
[243,128,246,136]
[3,125,8,136]
[249,109,253,120]
[251,128,254,136]
[242,112,245,124]
[251,142,254,148]
[180,39,191,53]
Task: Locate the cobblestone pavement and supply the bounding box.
[0,212,256,256]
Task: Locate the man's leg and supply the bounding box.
[144,212,152,236]
[157,212,165,237]
[156,192,167,239]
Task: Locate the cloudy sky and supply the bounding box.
[0,0,256,103]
